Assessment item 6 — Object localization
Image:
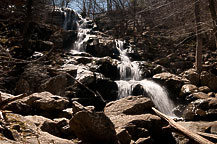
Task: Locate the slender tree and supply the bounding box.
[208,0,217,50]
[194,0,203,73]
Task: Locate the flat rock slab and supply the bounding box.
[104,96,154,116]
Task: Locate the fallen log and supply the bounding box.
[197,132,217,140]
[152,107,214,144]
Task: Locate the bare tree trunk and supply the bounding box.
[194,0,202,73]
[22,0,33,58]
[208,0,217,50]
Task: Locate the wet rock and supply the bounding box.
[86,38,119,58]
[183,98,217,121]
[200,71,217,92]
[95,57,120,80]
[15,63,50,95]
[179,84,198,98]
[69,101,118,144]
[153,72,189,95]
[72,68,117,106]
[93,78,118,101]
[132,84,145,96]
[181,69,200,86]
[104,96,154,116]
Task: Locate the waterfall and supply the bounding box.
[68,10,176,116]
[115,40,140,81]
[114,40,176,116]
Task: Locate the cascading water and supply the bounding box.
[114,40,176,116]
[66,9,176,116]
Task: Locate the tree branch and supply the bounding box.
[152,107,214,144]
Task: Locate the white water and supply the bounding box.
[64,10,176,116]
[114,39,176,116]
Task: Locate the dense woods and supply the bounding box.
[0,0,217,144]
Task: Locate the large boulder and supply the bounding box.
[93,78,118,101]
[94,56,120,80]
[108,114,174,143]
[105,96,175,143]
[153,72,189,95]
[69,102,118,144]
[39,73,69,96]
[0,113,75,144]
[183,98,217,121]
[70,68,117,108]
[200,71,217,92]
[5,92,69,116]
[104,96,154,116]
